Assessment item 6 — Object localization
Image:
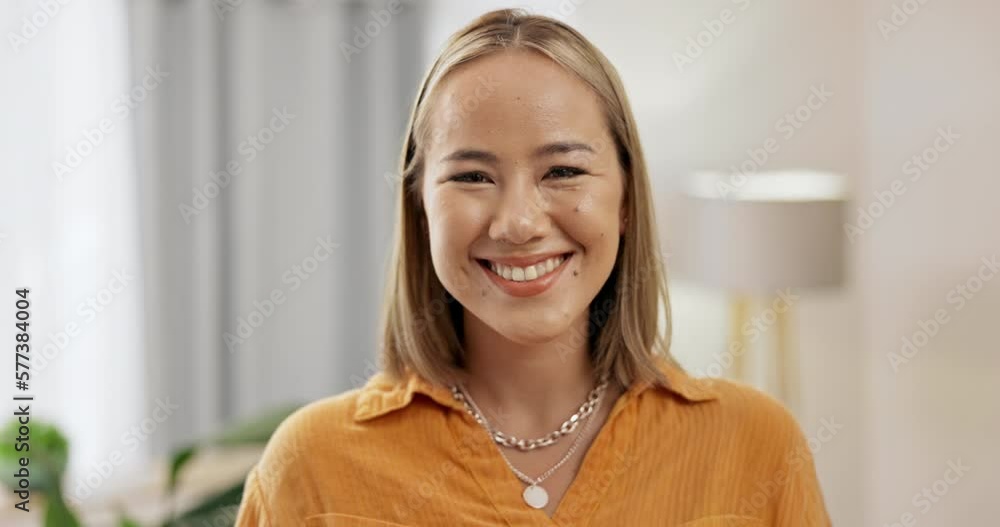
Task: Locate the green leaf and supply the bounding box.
[210,405,298,447]
[164,404,298,526]
[45,498,81,527]
[119,516,142,527]
[165,404,297,491]
[1,419,69,496]
[167,446,197,494]
[168,482,245,526]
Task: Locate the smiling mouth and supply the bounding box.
[476,253,572,282]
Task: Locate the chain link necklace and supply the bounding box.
[450,376,608,509]
[450,376,608,451]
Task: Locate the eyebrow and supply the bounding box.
[439,141,596,164]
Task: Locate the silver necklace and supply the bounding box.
[450,377,608,451]
[451,379,607,510]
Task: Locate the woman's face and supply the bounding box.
[420,49,625,344]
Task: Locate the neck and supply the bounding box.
[459,308,602,437]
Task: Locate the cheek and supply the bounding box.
[557,187,622,249]
[425,192,484,292]
[426,193,485,248]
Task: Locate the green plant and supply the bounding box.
[0,419,81,526]
[162,406,298,527]
[1,405,297,527]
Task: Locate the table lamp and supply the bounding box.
[662,170,848,412]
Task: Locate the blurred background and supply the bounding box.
[1,0,998,525]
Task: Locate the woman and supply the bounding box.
[236,8,831,526]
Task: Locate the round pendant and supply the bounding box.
[523,484,549,509]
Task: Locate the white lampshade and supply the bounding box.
[663,170,849,294]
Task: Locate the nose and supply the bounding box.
[488,180,551,245]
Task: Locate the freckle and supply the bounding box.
[600,232,605,237]
[573,270,579,277]
[481,289,487,297]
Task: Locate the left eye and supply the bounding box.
[449,172,491,183]
[546,166,585,179]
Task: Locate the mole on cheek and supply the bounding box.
[573,270,579,277]
[481,289,487,297]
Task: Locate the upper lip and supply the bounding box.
[477,251,572,267]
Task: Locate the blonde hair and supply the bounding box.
[378,8,678,391]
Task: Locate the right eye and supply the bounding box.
[449,172,491,183]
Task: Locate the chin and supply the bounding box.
[491,315,575,345]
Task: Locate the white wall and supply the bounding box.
[860,1,1000,524]
[573,0,1000,524]
[574,1,862,524]
[0,0,147,503]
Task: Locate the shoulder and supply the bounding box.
[646,373,812,461]
[274,384,367,437]
[235,387,366,522]
[650,356,807,445]
[684,378,831,524]
[238,372,455,519]
[252,387,361,481]
[631,366,832,524]
[242,378,403,518]
[251,370,415,484]
[700,377,804,438]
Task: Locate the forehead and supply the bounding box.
[426,49,610,158]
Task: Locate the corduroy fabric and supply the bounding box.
[235,355,831,526]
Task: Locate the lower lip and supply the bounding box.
[477,254,573,298]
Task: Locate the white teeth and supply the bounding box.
[486,254,567,282]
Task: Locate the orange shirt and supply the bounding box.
[235,355,831,526]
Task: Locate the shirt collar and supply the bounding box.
[353,354,718,423]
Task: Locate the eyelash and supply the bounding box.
[449,166,586,183]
